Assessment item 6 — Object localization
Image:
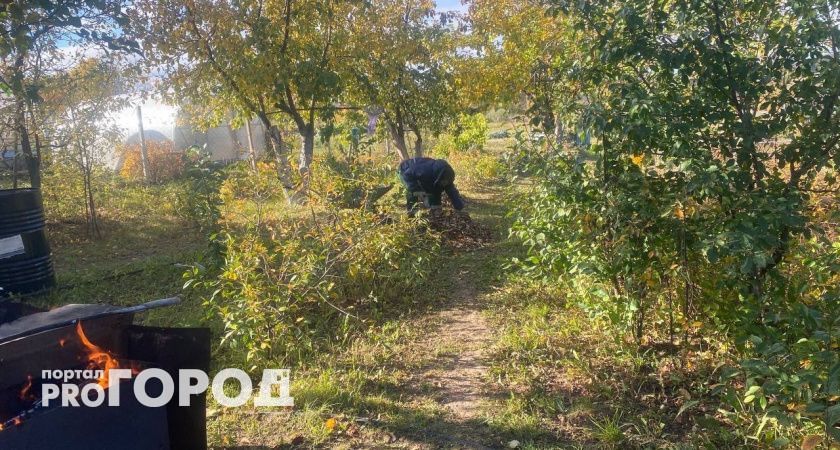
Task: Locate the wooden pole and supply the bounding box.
[245,119,256,171]
[136,105,150,182]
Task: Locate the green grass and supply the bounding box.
[590,411,625,446]
[23,181,210,329]
[482,272,748,448]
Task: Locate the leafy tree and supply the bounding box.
[43,58,127,237]
[133,0,352,194]
[509,0,840,439]
[463,0,579,140]
[0,0,136,188]
[551,0,839,298]
[347,0,457,159]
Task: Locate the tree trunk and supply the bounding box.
[257,113,293,201]
[297,127,315,194]
[84,167,101,239]
[389,125,410,161]
[413,131,423,157]
[554,116,563,147]
[16,105,40,188]
[298,127,315,174]
[244,119,257,171]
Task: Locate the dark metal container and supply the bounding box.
[0,189,55,296]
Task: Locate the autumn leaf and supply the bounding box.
[325,417,337,432]
[800,434,821,450]
[630,154,645,168]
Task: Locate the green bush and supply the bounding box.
[452,113,488,153]
[185,183,439,367]
[432,113,489,158]
[174,152,224,233]
[508,133,840,444]
[448,151,506,186]
[42,162,90,223]
[309,153,393,209]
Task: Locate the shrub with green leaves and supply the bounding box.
[511,134,839,445]
[309,153,394,209]
[506,0,840,442]
[432,113,489,158]
[185,204,438,368]
[452,112,488,153]
[447,150,506,186]
[174,151,224,233]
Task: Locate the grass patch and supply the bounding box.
[483,275,743,448]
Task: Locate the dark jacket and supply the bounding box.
[398,157,465,211]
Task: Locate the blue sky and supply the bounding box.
[436,0,466,12]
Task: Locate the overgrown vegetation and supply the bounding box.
[499,0,840,442]
[186,161,441,366]
[2,0,839,447]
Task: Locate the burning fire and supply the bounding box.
[0,323,125,433]
[75,322,120,388]
[18,375,34,402]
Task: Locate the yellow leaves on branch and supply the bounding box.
[800,435,822,450]
[630,154,645,168]
[673,203,696,220]
[119,140,184,183]
[642,269,656,288]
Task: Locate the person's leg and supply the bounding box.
[426,191,442,219]
[427,191,443,209]
[399,169,421,215]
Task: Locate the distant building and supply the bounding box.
[0,138,27,185]
[125,129,170,147]
[173,119,267,164]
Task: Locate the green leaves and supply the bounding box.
[826,405,840,441]
[186,161,441,366]
[506,0,840,442]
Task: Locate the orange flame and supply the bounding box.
[75,322,120,388]
[18,375,34,402]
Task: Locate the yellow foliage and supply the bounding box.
[120,140,184,183]
[325,418,337,432]
[446,150,505,186]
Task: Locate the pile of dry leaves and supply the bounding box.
[428,210,493,250]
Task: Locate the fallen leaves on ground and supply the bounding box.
[428,210,493,250]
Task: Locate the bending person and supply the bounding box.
[398,157,465,216]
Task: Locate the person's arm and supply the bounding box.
[406,188,418,214]
[444,184,465,210]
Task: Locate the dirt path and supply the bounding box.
[379,191,506,449]
[386,262,499,450]
[423,274,491,422]
[338,187,510,449]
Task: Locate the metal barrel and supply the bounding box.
[0,188,55,296]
